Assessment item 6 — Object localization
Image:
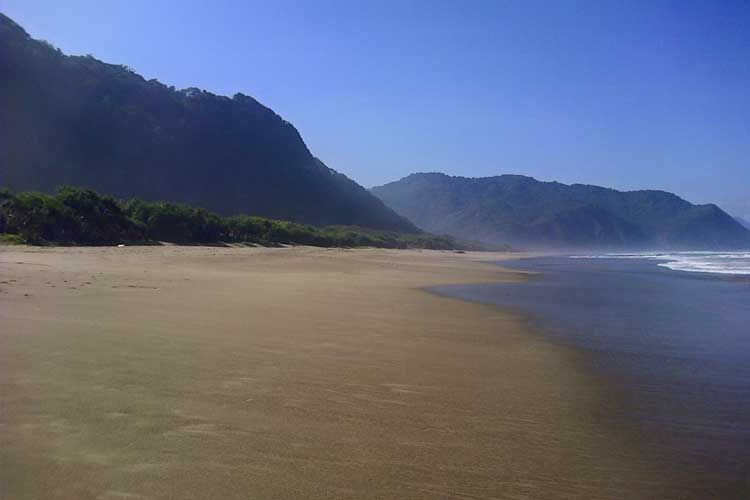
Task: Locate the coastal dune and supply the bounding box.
[2,246,669,499]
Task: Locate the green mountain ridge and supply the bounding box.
[0,13,416,232]
[371,172,750,249]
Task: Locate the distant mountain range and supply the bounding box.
[736,217,750,230]
[372,173,750,249]
[0,13,415,232]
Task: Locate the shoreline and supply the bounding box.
[2,245,677,499]
[436,254,747,499]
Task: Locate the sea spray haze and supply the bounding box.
[371,173,750,250]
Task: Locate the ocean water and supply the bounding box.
[432,253,750,493]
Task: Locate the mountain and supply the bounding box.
[0,13,415,232]
[372,173,750,249]
[735,217,750,230]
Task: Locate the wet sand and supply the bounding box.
[1,245,674,499]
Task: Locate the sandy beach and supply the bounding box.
[1,245,674,499]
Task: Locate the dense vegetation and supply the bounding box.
[0,187,467,250]
[0,13,415,232]
[372,173,750,249]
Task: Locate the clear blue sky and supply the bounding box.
[2,0,749,216]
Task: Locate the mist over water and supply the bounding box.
[433,255,750,494]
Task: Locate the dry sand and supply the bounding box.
[1,245,676,499]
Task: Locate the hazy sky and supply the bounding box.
[3,0,749,215]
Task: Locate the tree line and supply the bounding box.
[0,187,466,250]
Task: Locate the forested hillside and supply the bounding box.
[0,13,415,232]
[372,173,750,249]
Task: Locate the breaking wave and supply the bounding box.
[570,251,750,275]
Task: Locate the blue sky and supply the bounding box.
[2,0,749,216]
